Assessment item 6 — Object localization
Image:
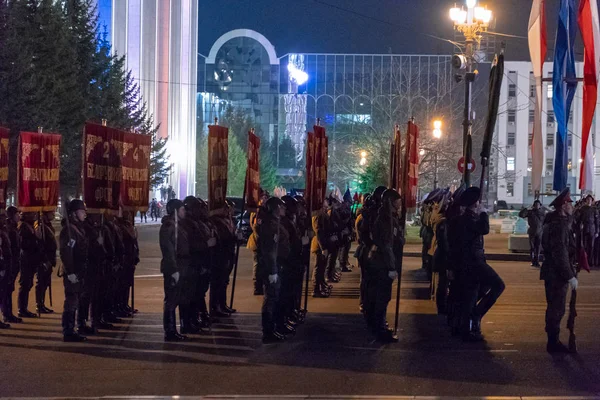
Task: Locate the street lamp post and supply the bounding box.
[433,120,442,190]
[449,0,492,187]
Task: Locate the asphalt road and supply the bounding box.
[0,224,599,399]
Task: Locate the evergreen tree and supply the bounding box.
[220,105,254,149]
[260,141,279,193]
[357,156,388,194]
[278,136,298,169]
[195,130,208,199]
[227,133,246,197]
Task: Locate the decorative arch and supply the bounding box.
[206,29,279,65]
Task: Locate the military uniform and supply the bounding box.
[576,201,598,267]
[118,214,139,314]
[337,203,354,273]
[0,218,12,328]
[159,202,190,341]
[59,205,89,341]
[311,208,334,297]
[519,205,546,267]
[18,214,43,317]
[279,208,302,329]
[36,215,57,313]
[210,210,236,316]
[355,204,375,312]
[541,188,577,352]
[2,210,21,323]
[104,216,124,321]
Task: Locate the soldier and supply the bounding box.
[60,200,89,342]
[36,211,57,314]
[430,191,452,315]
[455,187,505,342]
[256,197,289,343]
[18,212,43,318]
[117,210,139,315]
[541,188,578,353]
[366,189,403,342]
[337,199,354,273]
[2,207,21,323]
[159,199,189,342]
[279,195,303,331]
[519,200,546,267]
[294,194,310,320]
[103,213,124,322]
[194,197,217,326]
[209,202,237,317]
[249,190,269,295]
[576,194,597,267]
[0,210,12,328]
[355,194,373,313]
[325,197,343,283]
[311,198,333,298]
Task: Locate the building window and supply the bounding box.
[546,158,553,171]
[507,183,514,197]
[509,84,517,97]
[547,110,554,123]
[528,133,533,145]
[530,85,535,98]
[569,110,573,123]
[529,109,535,122]
[528,182,532,195]
[547,84,553,98]
[508,110,516,123]
[546,183,553,193]
[547,133,554,146]
[507,132,515,146]
[568,159,573,171]
[507,157,515,171]
[568,133,572,147]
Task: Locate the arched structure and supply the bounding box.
[206,29,279,65]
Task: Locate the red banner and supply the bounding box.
[17,131,61,212]
[121,131,151,211]
[313,125,328,211]
[208,124,229,213]
[245,130,261,212]
[402,120,419,211]
[83,122,124,213]
[389,125,402,190]
[305,131,315,211]
[0,127,9,209]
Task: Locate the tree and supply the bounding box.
[220,105,254,149]
[227,134,246,197]
[278,136,297,169]
[195,130,208,199]
[357,157,388,194]
[149,124,170,188]
[260,143,279,193]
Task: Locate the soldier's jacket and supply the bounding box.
[159,214,190,276]
[576,204,598,234]
[105,218,124,268]
[455,209,489,269]
[42,221,57,268]
[281,215,302,269]
[311,209,335,253]
[256,214,289,277]
[59,218,89,277]
[369,209,404,271]
[83,219,111,276]
[19,220,44,267]
[211,213,236,266]
[118,218,140,268]
[433,218,451,273]
[181,217,208,270]
[519,207,546,236]
[7,219,20,271]
[0,226,11,274]
[541,211,576,282]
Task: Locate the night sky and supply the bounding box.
[199,0,567,61]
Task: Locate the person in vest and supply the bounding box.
[2,207,21,323]
[18,212,43,318]
[541,188,579,353]
[366,189,403,343]
[59,200,89,342]
[520,200,547,267]
[36,211,57,314]
[160,199,189,342]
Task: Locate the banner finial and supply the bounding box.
[101,119,107,127]
[37,127,43,134]
[316,118,321,126]
[214,117,218,125]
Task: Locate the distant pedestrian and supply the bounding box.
[519,200,546,267]
[150,198,158,221]
[140,211,147,223]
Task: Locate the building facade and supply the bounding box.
[494,61,599,207]
[94,0,198,198]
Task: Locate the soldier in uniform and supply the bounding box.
[117,210,139,315]
[209,202,237,317]
[366,189,403,342]
[294,194,310,320]
[337,199,354,273]
[249,190,269,295]
[59,200,89,342]
[2,207,22,323]
[256,197,289,343]
[355,194,373,313]
[325,197,342,283]
[0,210,12,328]
[103,213,124,322]
[279,195,303,332]
[541,188,578,353]
[455,187,505,342]
[576,194,598,267]
[18,212,43,318]
[159,199,189,342]
[519,200,546,267]
[36,211,57,314]
[311,198,333,298]
[194,197,218,325]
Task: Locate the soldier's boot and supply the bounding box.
[164,310,187,342]
[547,333,569,353]
[220,288,236,314]
[262,331,285,344]
[4,298,22,323]
[180,306,200,334]
[0,320,10,329]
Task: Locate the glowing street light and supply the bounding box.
[433,119,442,139]
[359,150,367,166]
[288,63,309,85]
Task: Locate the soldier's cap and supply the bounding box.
[166,199,184,215]
[458,187,481,207]
[382,188,401,204]
[372,186,387,203]
[424,188,443,204]
[67,199,86,214]
[533,199,542,206]
[585,194,595,202]
[549,187,573,208]
[6,206,19,219]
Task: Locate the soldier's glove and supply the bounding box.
[568,277,579,290]
[302,236,309,246]
[0,270,5,278]
[67,274,78,284]
[207,237,217,248]
[236,232,244,241]
[388,270,398,280]
[268,273,279,284]
[171,272,180,285]
[330,235,338,242]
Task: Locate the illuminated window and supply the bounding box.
[507,157,515,171]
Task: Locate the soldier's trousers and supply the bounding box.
[62,277,82,335]
[529,234,542,265]
[195,270,210,315]
[18,262,36,312]
[365,268,393,332]
[1,262,19,317]
[358,255,368,308]
[252,252,263,291]
[325,246,339,280]
[279,267,301,323]
[312,251,327,291]
[210,260,230,311]
[544,279,568,338]
[460,263,505,333]
[78,272,102,327]
[35,264,52,307]
[163,273,182,334]
[435,270,449,313]
[583,233,595,266]
[262,278,281,334]
[338,240,351,270]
